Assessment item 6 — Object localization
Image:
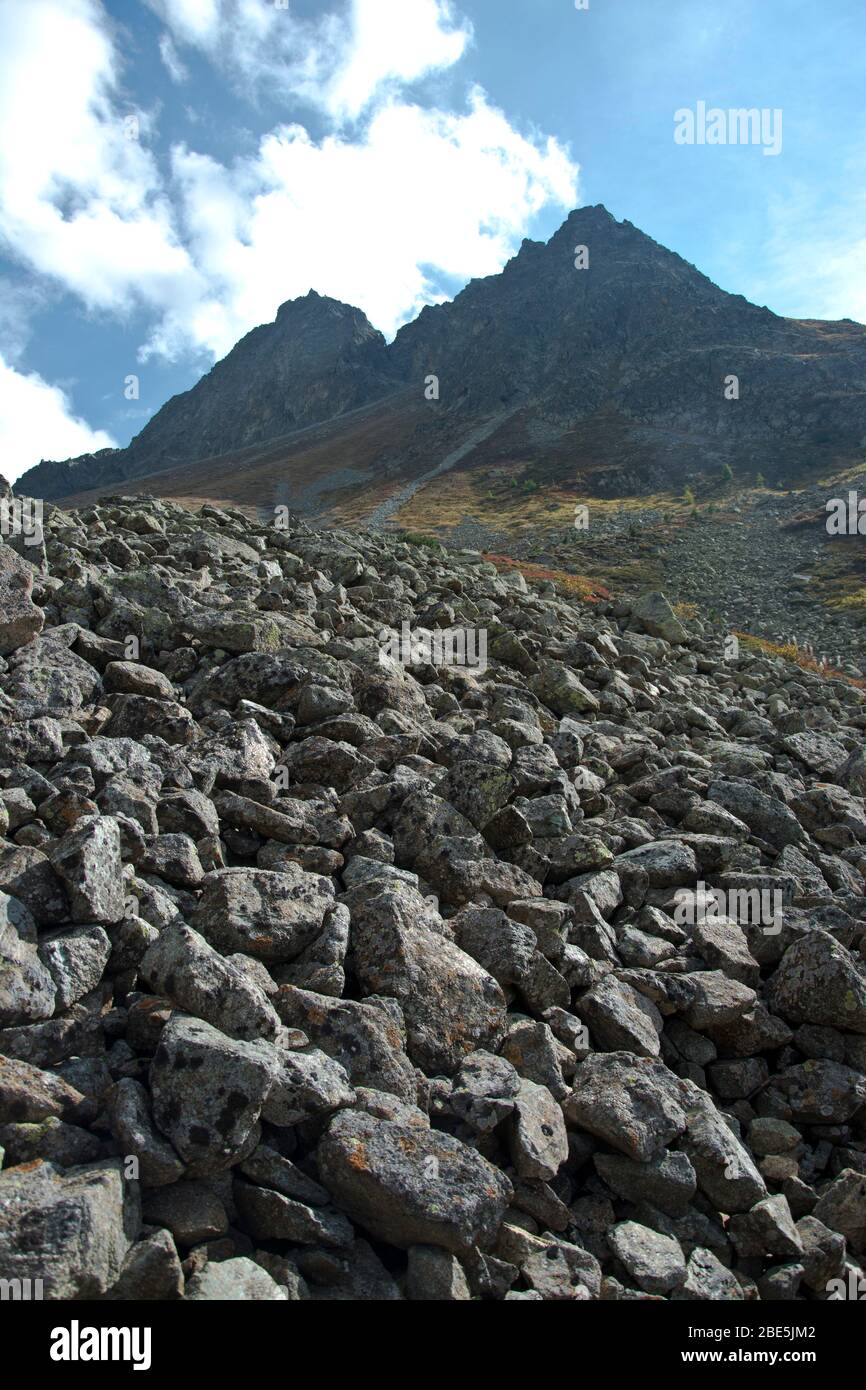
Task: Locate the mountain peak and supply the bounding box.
[274,290,372,326]
[566,202,617,219]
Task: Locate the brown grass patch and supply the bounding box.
[483,553,611,603]
[733,632,866,689]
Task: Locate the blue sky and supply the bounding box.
[1,0,866,481]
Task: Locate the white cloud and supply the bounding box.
[155,0,220,47]
[0,0,198,313]
[0,278,47,363]
[145,0,472,121]
[326,0,471,120]
[0,354,115,483]
[158,32,189,85]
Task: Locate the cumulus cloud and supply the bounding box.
[0,0,198,313]
[145,0,472,121]
[317,0,472,121]
[0,354,115,482]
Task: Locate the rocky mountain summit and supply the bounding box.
[126,292,396,475]
[18,206,866,507]
[1,493,865,1302]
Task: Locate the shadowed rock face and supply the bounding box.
[1,493,865,1302]
[390,205,866,481]
[18,206,866,503]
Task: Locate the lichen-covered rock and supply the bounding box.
[0,1054,91,1125]
[508,1076,569,1181]
[108,1078,185,1188]
[233,1183,354,1247]
[190,867,333,961]
[49,817,125,924]
[608,1220,687,1295]
[674,1247,744,1301]
[38,926,111,1011]
[630,591,688,644]
[276,986,418,1102]
[0,1159,138,1298]
[564,1052,689,1162]
[149,1014,277,1174]
[728,1194,804,1260]
[578,975,662,1057]
[813,1170,866,1253]
[766,932,866,1034]
[0,544,44,653]
[185,1256,289,1300]
[140,1180,228,1247]
[278,902,349,997]
[0,891,56,1026]
[406,1245,471,1301]
[318,1109,513,1253]
[762,1060,866,1125]
[260,1046,355,1126]
[677,1088,768,1214]
[107,1228,184,1300]
[594,1150,697,1217]
[0,847,69,926]
[140,922,280,1041]
[346,881,507,1074]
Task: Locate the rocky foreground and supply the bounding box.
[0,495,865,1302]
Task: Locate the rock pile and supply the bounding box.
[0,494,864,1301]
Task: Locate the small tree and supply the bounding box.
[683,485,696,506]
[720,463,733,483]
[756,472,765,488]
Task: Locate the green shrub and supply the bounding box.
[400,532,443,551]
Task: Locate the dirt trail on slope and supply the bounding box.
[364,407,521,531]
